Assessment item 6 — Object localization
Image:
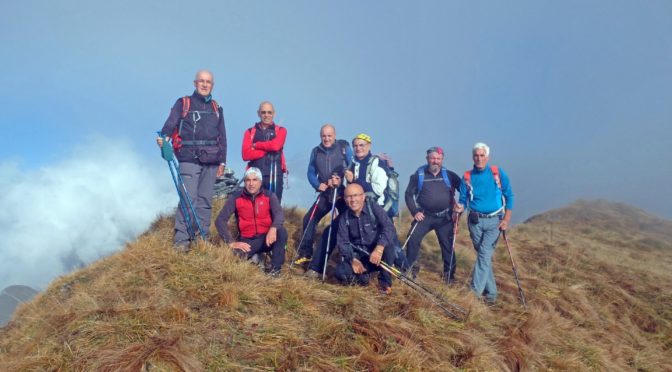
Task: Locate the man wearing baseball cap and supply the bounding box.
[404,146,463,283]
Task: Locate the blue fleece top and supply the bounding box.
[307,141,353,190]
[458,164,514,213]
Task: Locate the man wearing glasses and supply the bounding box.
[242,101,288,202]
[344,133,388,208]
[333,184,396,294]
[157,69,227,251]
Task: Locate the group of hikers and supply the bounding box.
[156,70,514,305]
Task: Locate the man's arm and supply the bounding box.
[498,168,514,230]
[269,193,284,228]
[241,127,267,161]
[306,149,321,190]
[369,159,388,205]
[217,107,227,165]
[159,99,183,137]
[252,126,287,152]
[404,173,420,216]
[336,214,353,263]
[214,194,238,243]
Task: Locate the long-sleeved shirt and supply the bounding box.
[458,164,514,213]
[405,166,461,215]
[307,140,353,190]
[337,201,396,263]
[241,122,287,175]
[348,153,388,206]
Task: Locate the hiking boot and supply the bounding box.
[378,285,392,295]
[304,269,321,280]
[174,242,190,254]
[293,256,311,266]
[267,269,281,279]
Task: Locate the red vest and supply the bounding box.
[235,190,274,238]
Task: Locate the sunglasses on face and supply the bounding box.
[259,111,273,115]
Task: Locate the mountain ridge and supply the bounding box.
[1,199,670,371]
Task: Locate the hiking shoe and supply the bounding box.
[174,243,190,254]
[293,256,311,266]
[267,269,281,279]
[378,285,392,295]
[304,269,321,280]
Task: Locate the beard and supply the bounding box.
[428,164,441,174]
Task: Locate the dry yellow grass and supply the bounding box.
[1,199,670,371]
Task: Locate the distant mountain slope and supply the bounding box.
[0,285,38,327]
[1,200,671,371]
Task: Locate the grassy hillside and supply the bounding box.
[1,200,670,371]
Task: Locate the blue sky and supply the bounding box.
[1,1,671,287]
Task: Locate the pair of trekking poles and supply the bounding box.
[404,211,526,308]
[157,132,206,242]
[290,187,338,282]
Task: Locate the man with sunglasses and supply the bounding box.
[242,101,288,202]
[157,70,227,251]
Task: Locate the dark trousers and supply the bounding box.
[262,174,284,203]
[298,193,345,258]
[333,246,396,288]
[406,214,456,279]
[239,227,288,271]
[307,216,341,273]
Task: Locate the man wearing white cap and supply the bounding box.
[215,167,287,276]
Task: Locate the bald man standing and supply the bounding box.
[157,70,227,251]
[241,101,288,202]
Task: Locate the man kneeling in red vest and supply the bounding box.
[215,167,287,276]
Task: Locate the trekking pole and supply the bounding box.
[322,186,339,281]
[446,211,461,283]
[502,230,526,309]
[401,220,419,250]
[157,132,206,240]
[268,155,275,194]
[290,193,321,269]
[350,244,467,321]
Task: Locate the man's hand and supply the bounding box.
[156,136,165,148]
[265,227,277,246]
[217,164,225,177]
[454,203,465,213]
[414,212,425,222]
[369,245,384,266]
[230,241,251,253]
[498,219,510,231]
[344,169,354,183]
[352,258,366,274]
[318,183,329,192]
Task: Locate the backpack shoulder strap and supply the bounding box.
[490,165,501,189]
[440,167,452,189]
[180,96,191,118]
[416,166,427,194]
[211,99,220,118]
[366,201,377,227]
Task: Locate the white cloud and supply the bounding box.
[0,138,175,290]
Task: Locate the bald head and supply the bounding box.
[344,183,365,214]
[320,124,336,148]
[193,70,214,96]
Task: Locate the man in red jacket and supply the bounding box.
[215,167,287,276]
[241,101,287,202]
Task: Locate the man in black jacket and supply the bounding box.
[333,184,396,294]
[404,147,463,283]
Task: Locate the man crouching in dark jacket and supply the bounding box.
[215,167,287,276]
[334,184,396,294]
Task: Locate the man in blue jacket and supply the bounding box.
[294,124,352,266]
[157,70,227,251]
[457,142,514,305]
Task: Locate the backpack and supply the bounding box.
[416,165,452,193]
[170,96,220,150]
[368,153,399,218]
